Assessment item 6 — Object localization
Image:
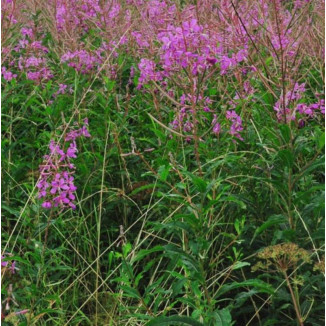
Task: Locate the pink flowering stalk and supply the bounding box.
[37,119,91,211]
[2,20,53,83]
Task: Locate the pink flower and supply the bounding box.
[213,123,221,135]
[1,67,17,81]
[21,27,33,38]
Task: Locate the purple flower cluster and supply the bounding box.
[138,59,163,86]
[52,84,73,98]
[219,49,248,75]
[234,81,255,101]
[37,119,91,210]
[226,110,243,140]
[274,83,325,122]
[296,98,325,116]
[61,50,102,74]
[2,24,52,83]
[157,19,219,76]
[141,0,176,25]
[55,0,101,31]
[1,67,17,81]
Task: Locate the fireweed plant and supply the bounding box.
[37,119,91,211]
[1,0,325,325]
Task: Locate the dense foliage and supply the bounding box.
[1,0,325,325]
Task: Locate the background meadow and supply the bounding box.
[1,0,325,325]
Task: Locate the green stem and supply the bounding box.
[283,270,304,326]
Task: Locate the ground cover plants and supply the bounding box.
[1,0,325,325]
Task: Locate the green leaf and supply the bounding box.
[128,183,160,197]
[279,124,291,143]
[251,215,287,244]
[232,261,250,270]
[131,246,164,263]
[215,279,274,298]
[164,245,202,279]
[209,308,232,326]
[318,131,325,150]
[278,149,294,168]
[158,165,171,182]
[120,285,141,299]
[184,172,207,193]
[172,278,188,297]
[1,204,20,217]
[122,243,132,256]
[222,196,247,209]
[146,315,203,326]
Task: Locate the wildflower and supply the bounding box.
[1,67,17,81]
[21,27,33,38]
[226,111,243,140]
[37,120,90,210]
[213,122,221,135]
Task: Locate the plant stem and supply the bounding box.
[283,270,304,326]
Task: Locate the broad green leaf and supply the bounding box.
[232,261,250,270]
[164,245,202,279]
[172,278,188,297]
[2,204,19,217]
[222,196,247,209]
[215,279,274,298]
[209,308,232,326]
[251,215,287,244]
[131,246,164,263]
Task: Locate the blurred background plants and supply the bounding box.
[1,0,325,325]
